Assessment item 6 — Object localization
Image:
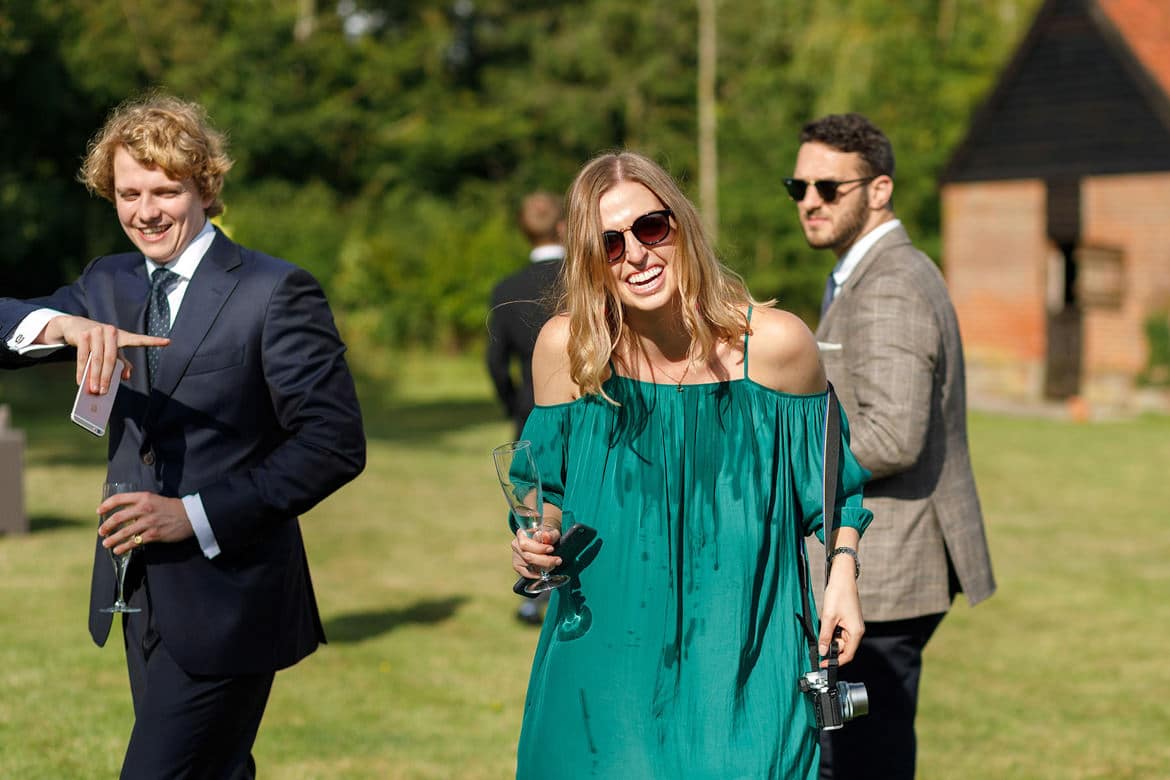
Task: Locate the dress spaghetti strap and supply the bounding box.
[743,305,753,380]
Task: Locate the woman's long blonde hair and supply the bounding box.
[560,151,765,398]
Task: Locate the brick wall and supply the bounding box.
[1081,172,1170,388]
[943,173,1170,408]
[942,180,1049,400]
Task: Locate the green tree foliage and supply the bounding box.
[0,0,1040,348]
[0,1,120,295]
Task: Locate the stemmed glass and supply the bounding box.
[492,440,569,594]
[99,481,142,614]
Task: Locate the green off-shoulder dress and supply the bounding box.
[514,333,873,780]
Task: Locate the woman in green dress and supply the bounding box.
[510,151,872,779]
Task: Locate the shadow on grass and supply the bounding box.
[360,398,501,443]
[29,513,88,532]
[323,595,469,643]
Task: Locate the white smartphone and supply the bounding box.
[70,354,124,437]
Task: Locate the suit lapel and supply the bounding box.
[839,224,912,299]
[151,231,241,397]
[816,224,912,340]
[113,262,151,394]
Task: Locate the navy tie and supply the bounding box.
[146,267,180,385]
[820,273,837,318]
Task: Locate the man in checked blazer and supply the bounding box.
[788,113,995,780]
[0,93,365,778]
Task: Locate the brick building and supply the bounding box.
[940,0,1170,410]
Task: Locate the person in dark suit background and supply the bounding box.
[0,93,365,779]
[486,191,564,625]
[487,191,566,439]
[787,113,995,780]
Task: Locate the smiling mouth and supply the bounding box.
[627,266,663,286]
[137,225,171,238]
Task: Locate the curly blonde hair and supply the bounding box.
[561,151,764,398]
[79,92,233,218]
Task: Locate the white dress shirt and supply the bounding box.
[529,243,566,263]
[827,218,902,299]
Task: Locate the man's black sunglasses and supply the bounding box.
[603,209,674,263]
[782,177,875,203]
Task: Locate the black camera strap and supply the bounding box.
[795,383,841,677]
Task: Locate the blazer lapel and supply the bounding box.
[816,224,913,341]
[113,262,151,394]
[839,224,912,299]
[151,231,241,398]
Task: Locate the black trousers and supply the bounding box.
[118,560,275,780]
[819,612,945,780]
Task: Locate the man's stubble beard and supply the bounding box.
[802,191,869,255]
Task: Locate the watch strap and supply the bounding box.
[829,546,860,579]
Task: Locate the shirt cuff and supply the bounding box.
[6,309,67,356]
[183,493,222,559]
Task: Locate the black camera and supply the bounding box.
[798,668,868,731]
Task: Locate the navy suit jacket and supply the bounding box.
[486,258,562,435]
[0,229,365,676]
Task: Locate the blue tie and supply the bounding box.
[820,273,837,318]
[147,267,179,385]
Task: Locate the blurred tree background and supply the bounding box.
[0,0,1041,361]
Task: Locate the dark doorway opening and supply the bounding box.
[1044,178,1082,400]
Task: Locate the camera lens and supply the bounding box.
[837,681,869,721]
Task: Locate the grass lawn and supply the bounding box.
[1,353,1168,778]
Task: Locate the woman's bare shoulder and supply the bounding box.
[532,314,578,404]
[746,306,827,394]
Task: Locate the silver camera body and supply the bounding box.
[798,669,869,731]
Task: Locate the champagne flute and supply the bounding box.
[492,441,569,594]
[99,481,142,614]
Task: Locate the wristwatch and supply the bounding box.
[829,546,860,579]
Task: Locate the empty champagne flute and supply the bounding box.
[99,481,141,614]
[492,440,569,594]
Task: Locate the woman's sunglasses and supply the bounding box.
[782,177,875,203]
[603,209,674,263]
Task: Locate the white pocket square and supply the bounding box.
[817,341,843,352]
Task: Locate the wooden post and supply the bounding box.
[295,0,316,42]
[0,404,27,535]
[697,0,719,244]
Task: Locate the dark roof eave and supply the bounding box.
[939,0,1170,186]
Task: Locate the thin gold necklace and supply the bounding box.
[654,354,694,392]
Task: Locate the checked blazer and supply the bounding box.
[808,224,995,621]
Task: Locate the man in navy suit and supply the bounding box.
[0,93,365,778]
[486,190,565,439]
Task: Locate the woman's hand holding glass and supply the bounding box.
[493,440,570,594]
[511,520,563,582]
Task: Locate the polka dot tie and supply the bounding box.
[146,267,180,386]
